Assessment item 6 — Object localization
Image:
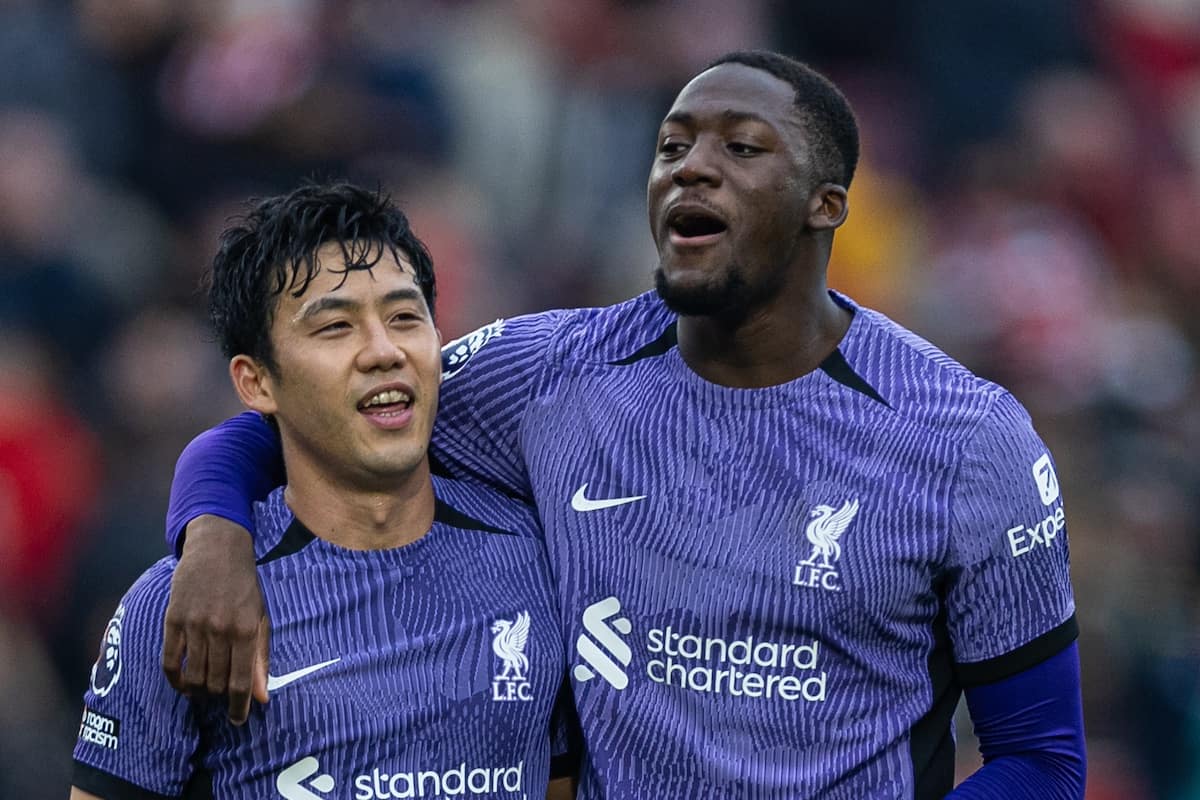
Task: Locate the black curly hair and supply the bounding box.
[207,182,436,372]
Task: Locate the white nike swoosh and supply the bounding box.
[571,483,647,512]
[267,658,341,693]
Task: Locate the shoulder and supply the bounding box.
[552,291,677,366]
[440,292,674,379]
[83,558,175,702]
[432,475,541,539]
[115,558,176,622]
[843,298,1019,444]
[251,487,294,559]
[430,477,553,591]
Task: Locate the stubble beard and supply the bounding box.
[653,261,751,318]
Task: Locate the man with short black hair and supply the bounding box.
[71,183,574,799]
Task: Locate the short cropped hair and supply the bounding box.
[707,50,860,189]
[207,182,436,372]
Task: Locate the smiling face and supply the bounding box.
[647,63,831,317]
[231,241,442,492]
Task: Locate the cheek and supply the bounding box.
[647,161,668,193]
[273,357,346,415]
[646,168,670,216]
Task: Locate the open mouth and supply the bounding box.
[666,207,728,244]
[358,388,413,418]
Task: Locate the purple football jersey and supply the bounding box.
[75,478,569,798]
[432,291,1077,799]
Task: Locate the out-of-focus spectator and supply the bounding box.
[0,333,102,625]
[0,0,1195,795]
[0,612,76,800]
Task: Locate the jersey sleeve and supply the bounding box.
[165,410,285,555]
[72,559,201,798]
[944,391,1078,685]
[432,311,571,500]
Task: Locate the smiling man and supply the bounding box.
[71,184,573,799]
[163,53,1085,798]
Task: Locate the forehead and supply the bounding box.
[301,241,418,294]
[272,241,423,319]
[664,63,798,129]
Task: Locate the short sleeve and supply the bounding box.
[432,310,572,500]
[944,391,1077,686]
[72,559,202,798]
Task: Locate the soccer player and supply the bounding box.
[162,53,1086,798]
[71,184,574,798]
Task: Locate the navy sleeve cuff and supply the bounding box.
[955,614,1078,686]
[950,642,1087,798]
[166,412,285,555]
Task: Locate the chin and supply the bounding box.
[654,266,747,317]
[361,447,428,482]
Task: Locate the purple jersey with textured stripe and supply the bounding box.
[74,478,568,799]
[433,290,1077,799]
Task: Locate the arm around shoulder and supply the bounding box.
[166,410,284,555]
[434,311,573,497]
[161,514,268,725]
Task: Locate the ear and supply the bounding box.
[229,355,279,415]
[807,183,849,232]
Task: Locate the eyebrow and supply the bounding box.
[296,287,426,323]
[661,109,773,128]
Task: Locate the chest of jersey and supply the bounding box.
[202,534,564,798]
[522,361,955,792]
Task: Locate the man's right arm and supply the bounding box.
[161,410,283,724]
[160,311,568,721]
[165,410,284,554]
[433,311,572,499]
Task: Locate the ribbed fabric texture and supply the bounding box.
[430,290,1077,799]
[79,480,565,798]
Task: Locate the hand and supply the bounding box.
[162,515,269,725]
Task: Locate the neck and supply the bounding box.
[281,455,436,551]
[676,281,852,389]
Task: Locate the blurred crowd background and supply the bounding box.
[1,0,1197,797]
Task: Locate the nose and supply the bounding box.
[672,140,721,187]
[355,319,406,372]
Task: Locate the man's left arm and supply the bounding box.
[943,390,1085,798]
[947,643,1085,798]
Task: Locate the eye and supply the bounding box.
[728,142,763,157]
[390,311,424,326]
[658,138,689,158]
[315,321,350,335]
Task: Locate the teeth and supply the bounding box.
[363,389,411,407]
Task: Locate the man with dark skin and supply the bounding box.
[162,52,1086,798]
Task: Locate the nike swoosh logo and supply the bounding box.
[571,483,646,512]
[267,658,341,693]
